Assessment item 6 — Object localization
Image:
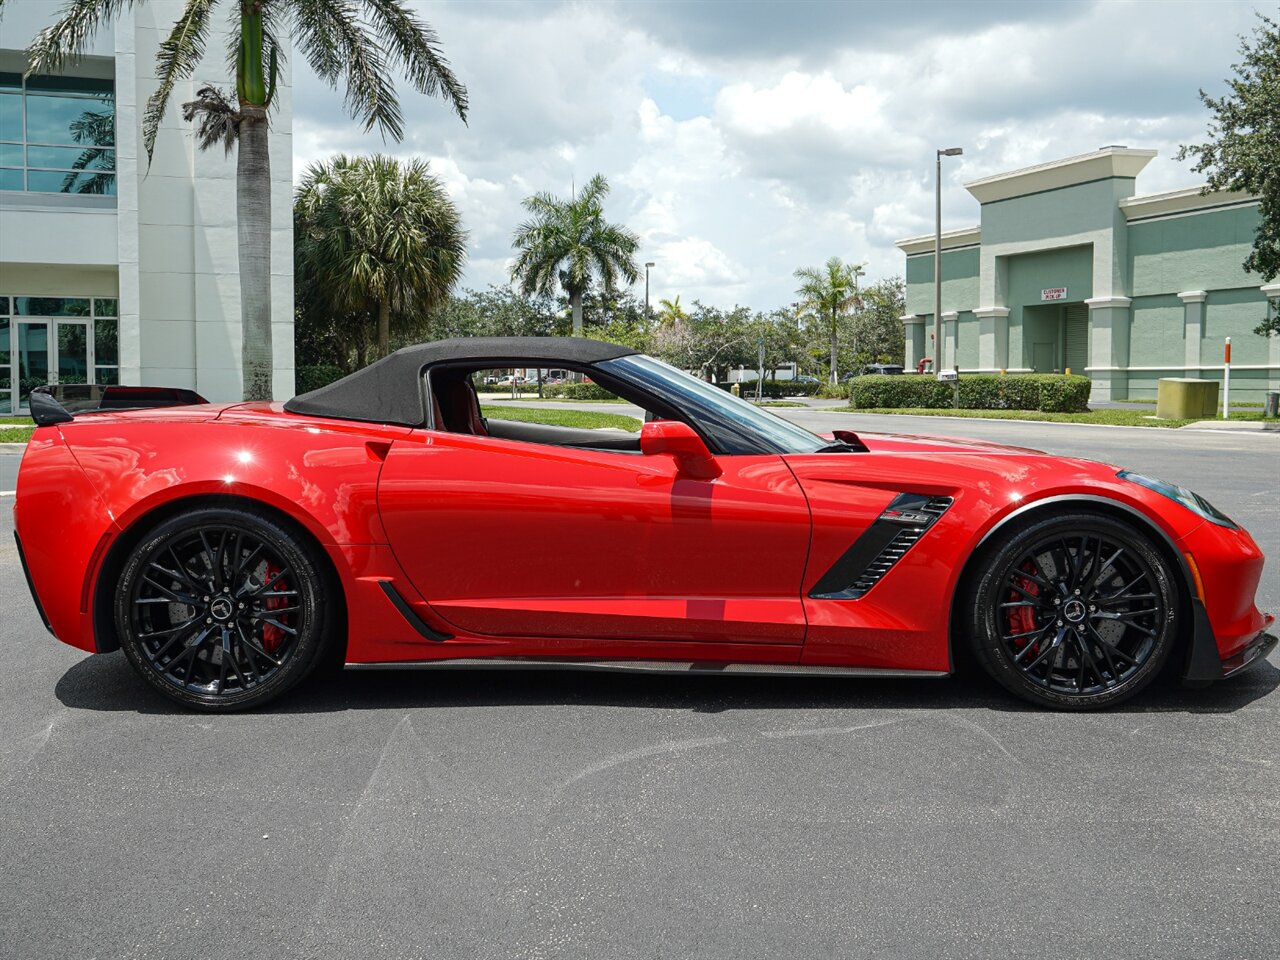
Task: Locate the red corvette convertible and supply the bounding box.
[13,337,1275,711]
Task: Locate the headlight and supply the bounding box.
[1118,470,1237,528]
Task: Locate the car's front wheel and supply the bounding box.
[968,512,1180,710]
[115,505,333,711]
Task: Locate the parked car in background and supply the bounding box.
[864,363,905,376]
[794,375,822,385]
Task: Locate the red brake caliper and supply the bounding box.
[1007,562,1039,657]
[260,562,288,654]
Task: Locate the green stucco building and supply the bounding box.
[897,146,1280,401]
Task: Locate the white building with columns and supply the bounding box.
[0,0,294,415]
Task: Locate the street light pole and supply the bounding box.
[934,146,963,373]
[851,262,865,373]
[644,261,655,325]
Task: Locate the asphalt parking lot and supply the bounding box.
[1,417,1277,960]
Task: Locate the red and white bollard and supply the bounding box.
[1223,337,1231,420]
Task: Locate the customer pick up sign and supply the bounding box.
[1040,287,1068,301]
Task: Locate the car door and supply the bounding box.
[376,428,812,645]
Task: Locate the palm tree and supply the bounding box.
[794,257,865,384]
[295,154,466,364]
[510,174,640,337]
[25,0,467,400]
[656,295,689,328]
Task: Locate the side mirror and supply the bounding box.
[640,420,721,480]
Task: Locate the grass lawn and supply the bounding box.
[756,400,807,408]
[1,418,33,444]
[481,405,641,431]
[843,407,1279,428]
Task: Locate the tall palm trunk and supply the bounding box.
[237,106,273,400]
[829,307,839,385]
[378,299,391,358]
[570,288,583,337]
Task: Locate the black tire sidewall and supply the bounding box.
[115,506,331,711]
[968,512,1180,710]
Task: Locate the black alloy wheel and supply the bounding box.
[969,512,1179,709]
[115,506,332,711]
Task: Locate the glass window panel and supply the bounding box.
[94,317,118,365]
[93,298,118,318]
[0,298,9,316]
[0,94,20,141]
[0,143,21,165]
[27,144,115,171]
[26,75,113,95]
[25,95,114,146]
[94,366,119,386]
[18,322,49,401]
[26,169,115,195]
[58,323,89,383]
[0,317,8,364]
[0,72,20,91]
[0,168,22,191]
[0,386,12,415]
[15,297,91,317]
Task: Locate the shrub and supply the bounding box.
[850,374,952,409]
[850,373,1092,413]
[296,364,346,393]
[712,379,822,398]
[815,383,851,400]
[541,382,617,400]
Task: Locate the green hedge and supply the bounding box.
[850,373,1092,413]
[296,364,346,394]
[714,379,823,399]
[541,382,618,400]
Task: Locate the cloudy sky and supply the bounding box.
[292,0,1271,310]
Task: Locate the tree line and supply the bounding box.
[292,153,905,388]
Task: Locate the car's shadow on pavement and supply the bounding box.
[54,649,1280,716]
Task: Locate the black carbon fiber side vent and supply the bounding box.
[809,494,954,600]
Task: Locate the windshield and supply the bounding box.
[605,354,827,455]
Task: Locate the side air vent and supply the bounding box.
[809,494,954,600]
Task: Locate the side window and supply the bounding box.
[430,365,647,453]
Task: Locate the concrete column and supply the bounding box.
[1177,290,1206,371]
[942,311,958,370]
[1084,295,1133,401]
[901,315,925,371]
[975,307,1010,372]
[1264,284,1280,391]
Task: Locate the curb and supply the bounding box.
[0,443,27,455]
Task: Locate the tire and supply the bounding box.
[967,511,1180,710]
[115,505,334,711]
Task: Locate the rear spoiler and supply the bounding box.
[29,384,208,427]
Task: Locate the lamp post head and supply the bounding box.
[645,261,655,269]
[939,147,964,157]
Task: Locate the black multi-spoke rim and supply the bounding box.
[996,531,1165,696]
[129,526,304,697]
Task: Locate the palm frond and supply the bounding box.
[143,0,217,162]
[181,85,240,155]
[360,0,468,121]
[24,0,135,76]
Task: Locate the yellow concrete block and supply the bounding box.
[1155,378,1219,419]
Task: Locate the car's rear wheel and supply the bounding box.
[115,506,332,711]
[968,512,1180,710]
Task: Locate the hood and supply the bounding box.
[828,430,1048,457]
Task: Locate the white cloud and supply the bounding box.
[286,0,1264,311]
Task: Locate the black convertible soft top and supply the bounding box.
[284,336,639,426]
